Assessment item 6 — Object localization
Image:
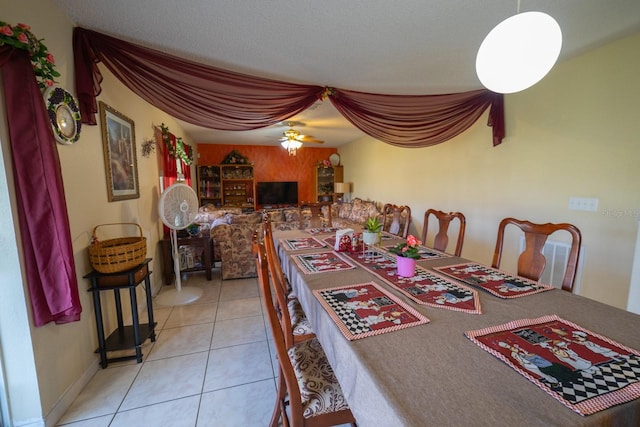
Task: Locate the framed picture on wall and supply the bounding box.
[99,101,140,201]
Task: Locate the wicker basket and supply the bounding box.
[89,223,147,273]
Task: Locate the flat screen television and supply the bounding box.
[256,181,298,206]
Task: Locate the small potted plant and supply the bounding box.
[388,235,422,277]
[186,223,201,237]
[362,216,382,245]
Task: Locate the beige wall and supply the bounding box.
[1,0,195,424]
[340,31,640,310]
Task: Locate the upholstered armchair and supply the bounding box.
[211,222,260,280]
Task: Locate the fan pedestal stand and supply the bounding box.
[155,285,203,306]
[155,227,204,306]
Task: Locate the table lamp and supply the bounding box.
[334,182,352,203]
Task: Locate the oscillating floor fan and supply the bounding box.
[155,181,203,306]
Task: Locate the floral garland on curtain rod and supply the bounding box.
[0,21,59,90]
[160,123,193,165]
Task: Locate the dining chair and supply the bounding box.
[261,216,315,347]
[491,217,582,292]
[421,209,466,257]
[382,204,411,238]
[254,224,316,427]
[254,241,357,427]
[300,201,332,228]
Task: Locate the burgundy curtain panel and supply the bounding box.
[73,28,505,147]
[0,46,82,326]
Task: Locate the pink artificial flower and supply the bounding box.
[0,26,14,36]
[406,235,420,247]
[17,32,28,44]
[46,53,55,64]
[44,79,54,87]
[17,23,31,30]
[401,247,408,253]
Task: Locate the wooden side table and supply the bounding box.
[84,259,156,368]
[160,234,213,285]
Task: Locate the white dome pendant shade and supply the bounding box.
[476,11,562,94]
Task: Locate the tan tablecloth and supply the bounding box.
[275,229,640,426]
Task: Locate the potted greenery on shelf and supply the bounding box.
[363,216,382,245]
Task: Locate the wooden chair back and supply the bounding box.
[254,241,306,425]
[491,217,582,292]
[254,240,355,427]
[261,216,299,348]
[422,209,466,256]
[382,204,411,238]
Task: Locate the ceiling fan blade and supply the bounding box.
[298,135,324,143]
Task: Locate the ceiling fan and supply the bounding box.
[279,122,323,155]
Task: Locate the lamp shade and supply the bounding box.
[476,11,562,94]
[334,182,351,193]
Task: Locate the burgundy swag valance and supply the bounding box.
[73,28,505,147]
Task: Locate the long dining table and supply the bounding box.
[274,228,640,427]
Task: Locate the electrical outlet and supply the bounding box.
[568,197,599,212]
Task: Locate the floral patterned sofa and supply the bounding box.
[327,198,383,229]
[194,205,312,280]
[193,201,387,280]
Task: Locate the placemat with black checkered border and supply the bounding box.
[435,262,554,299]
[466,314,640,415]
[313,281,429,341]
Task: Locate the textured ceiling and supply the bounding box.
[52,0,640,147]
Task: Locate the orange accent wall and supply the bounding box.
[197,144,339,204]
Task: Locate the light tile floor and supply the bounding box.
[57,270,279,427]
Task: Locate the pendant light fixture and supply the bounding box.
[476,1,562,94]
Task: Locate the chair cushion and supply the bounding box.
[288,338,350,419]
[287,298,315,336]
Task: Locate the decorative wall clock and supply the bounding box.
[43,86,82,145]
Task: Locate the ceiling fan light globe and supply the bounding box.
[476,11,562,94]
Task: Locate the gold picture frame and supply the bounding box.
[99,101,139,201]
